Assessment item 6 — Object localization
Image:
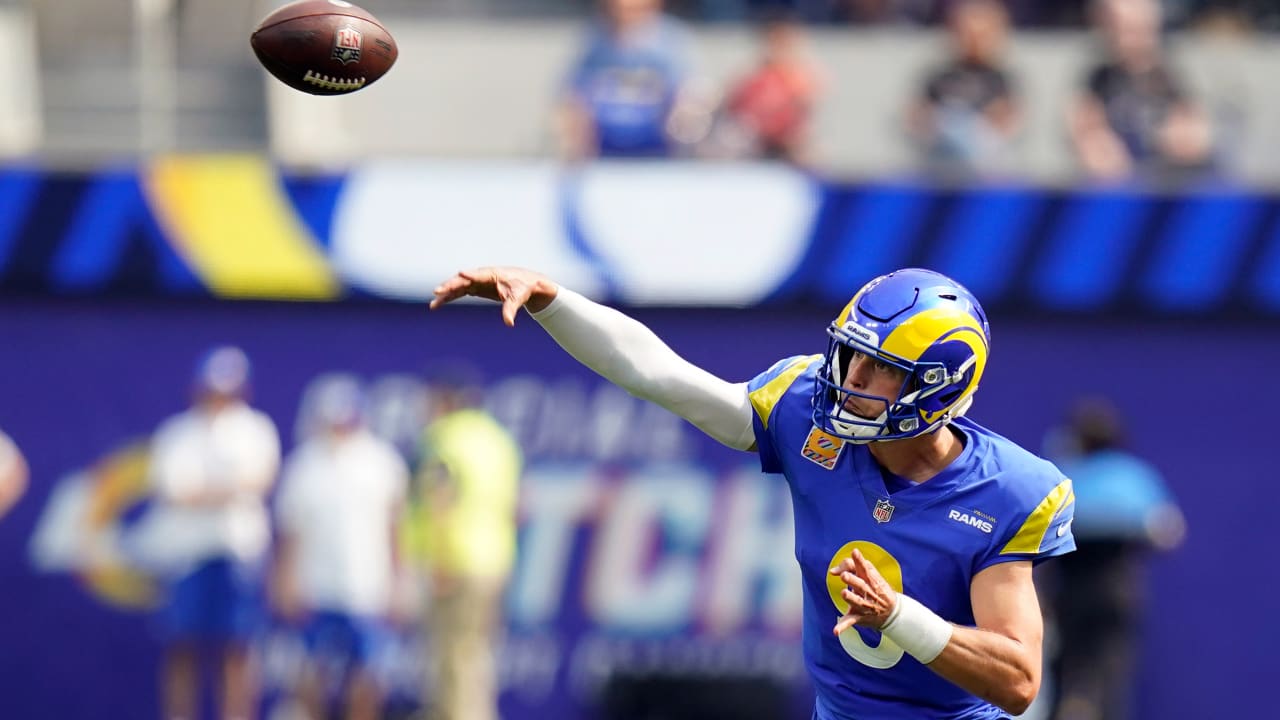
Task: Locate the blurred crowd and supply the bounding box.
[661,0,1276,27]
[557,0,825,165]
[139,346,522,720]
[556,0,1231,182]
[430,0,1279,28]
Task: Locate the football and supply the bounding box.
[250,0,397,96]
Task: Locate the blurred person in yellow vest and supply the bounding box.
[405,364,522,720]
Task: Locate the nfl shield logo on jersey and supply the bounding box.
[332,26,363,65]
[873,498,895,523]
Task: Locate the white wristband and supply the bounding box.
[879,593,953,664]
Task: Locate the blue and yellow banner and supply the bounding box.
[1,157,1278,315]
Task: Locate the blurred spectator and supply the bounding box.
[272,375,410,720]
[678,0,752,21]
[1194,0,1280,31]
[557,0,712,159]
[1040,396,1186,720]
[1067,0,1214,181]
[1003,0,1092,27]
[0,429,28,519]
[833,0,943,25]
[417,0,1280,27]
[711,12,823,164]
[148,346,281,720]
[907,0,1021,178]
[406,367,522,720]
[1189,1,1256,34]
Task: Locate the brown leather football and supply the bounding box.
[250,0,397,96]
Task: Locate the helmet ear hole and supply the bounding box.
[936,365,971,407]
[937,387,962,406]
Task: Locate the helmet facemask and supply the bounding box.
[812,321,979,444]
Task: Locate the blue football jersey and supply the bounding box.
[748,356,1076,720]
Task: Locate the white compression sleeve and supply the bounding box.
[530,288,756,451]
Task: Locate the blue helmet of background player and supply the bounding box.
[193,345,251,401]
[812,268,991,443]
[311,373,366,433]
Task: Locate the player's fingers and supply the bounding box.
[457,267,495,284]
[433,272,472,292]
[828,557,856,576]
[428,275,474,308]
[843,587,875,608]
[501,298,519,327]
[458,268,508,301]
[851,549,878,580]
[497,278,532,327]
[841,572,873,596]
[428,287,468,309]
[833,610,861,635]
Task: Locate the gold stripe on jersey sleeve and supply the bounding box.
[1000,478,1074,555]
[748,355,822,430]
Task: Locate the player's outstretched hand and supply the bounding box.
[830,548,897,634]
[429,267,559,327]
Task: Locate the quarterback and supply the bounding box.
[431,266,1075,719]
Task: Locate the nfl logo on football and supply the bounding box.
[873,498,895,523]
[332,26,362,64]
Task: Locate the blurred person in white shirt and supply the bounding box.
[1068,0,1214,181]
[0,429,28,519]
[907,0,1022,179]
[272,374,410,720]
[149,345,281,720]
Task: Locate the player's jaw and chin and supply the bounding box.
[840,394,876,420]
[829,387,899,443]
